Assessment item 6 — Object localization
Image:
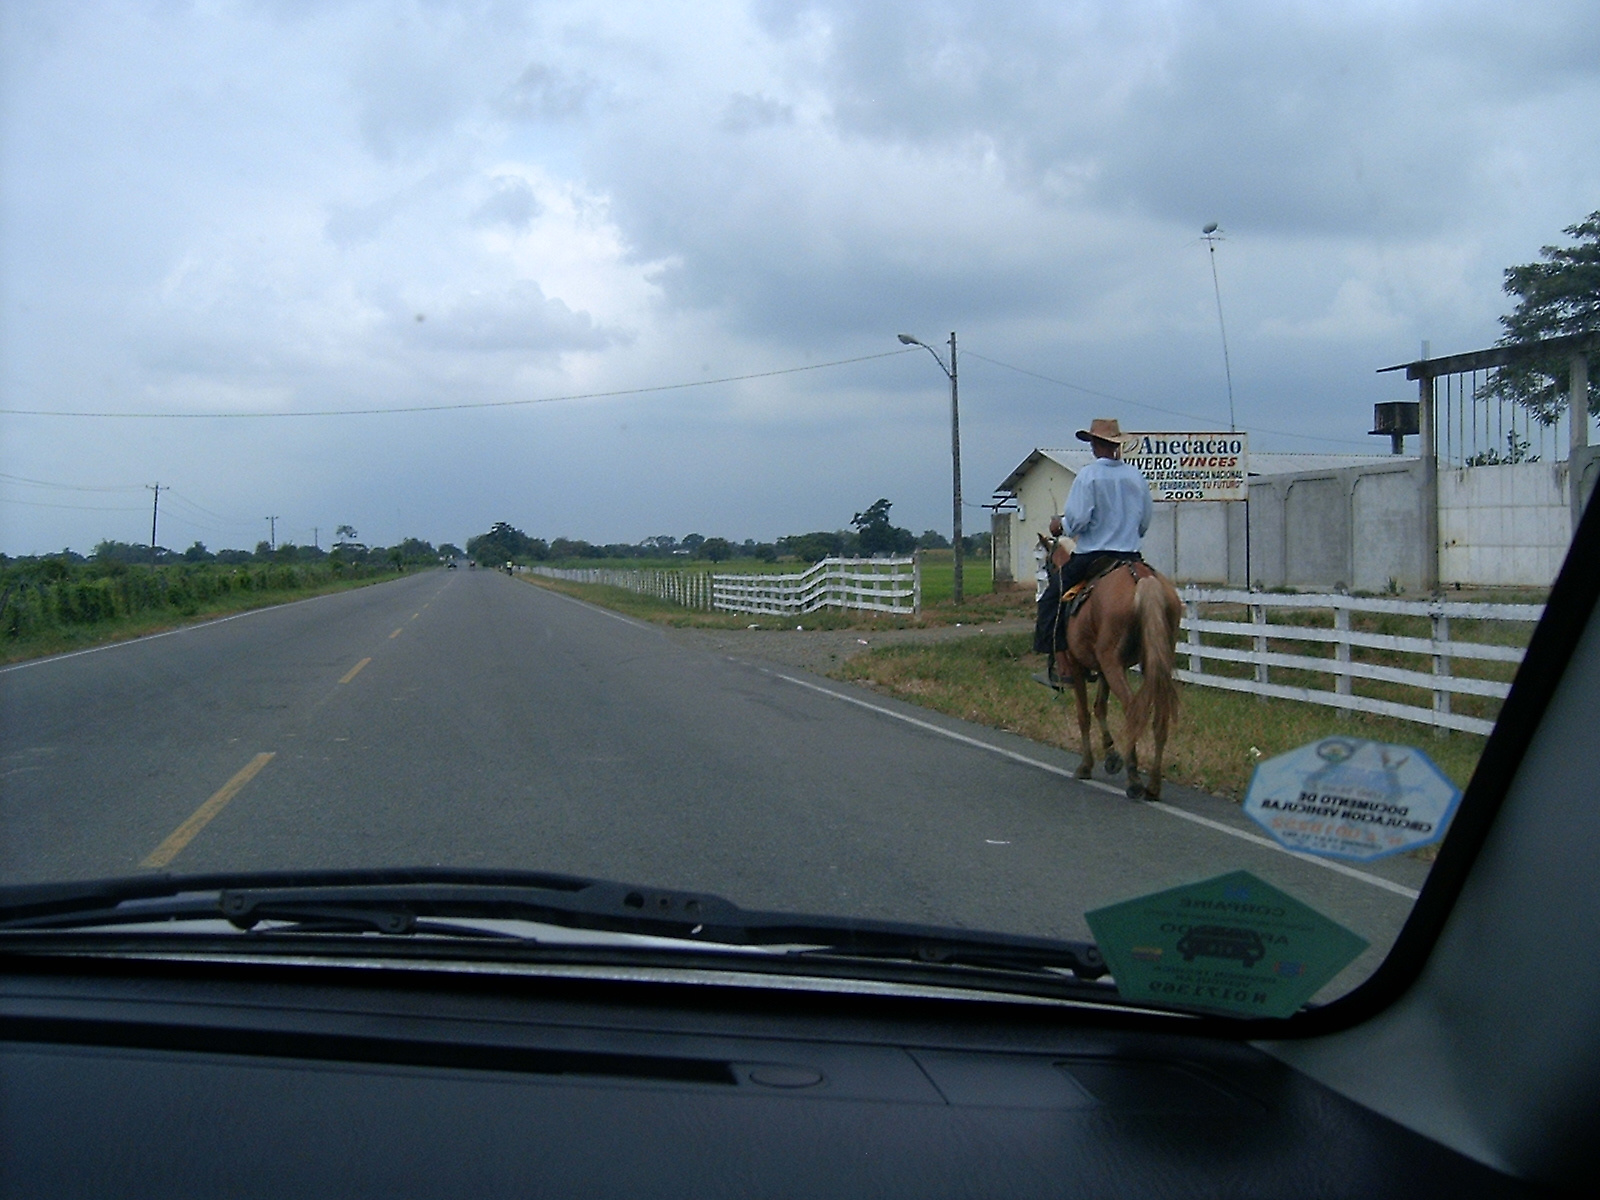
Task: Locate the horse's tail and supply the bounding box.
[1130,573,1181,735]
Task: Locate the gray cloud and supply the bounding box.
[471,176,542,228]
[6,1,1600,556]
[498,62,601,121]
[719,92,794,133]
[405,281,615,355]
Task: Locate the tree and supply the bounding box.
[467,522,548,564]
[1481,210,1600,421]
[335,524,359,543]
[698,537,732,562]
[850,499,916,556]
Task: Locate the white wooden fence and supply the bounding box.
[529,565,716,608]
[1177,587,1543,736]
[530,557,920,617]
[713,557,919,616]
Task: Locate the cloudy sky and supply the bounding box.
[3,0,1597,556]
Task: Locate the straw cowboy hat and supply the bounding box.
[1075,418,1123,444]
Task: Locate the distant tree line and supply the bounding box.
[464,501,992,567]
[72,531,450,571]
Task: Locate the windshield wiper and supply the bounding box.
[0,867,1109,982]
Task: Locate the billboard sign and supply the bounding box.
[1121,432,1248,502]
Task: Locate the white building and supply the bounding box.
[990,448,1420,591]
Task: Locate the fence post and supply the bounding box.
[1334,604,1352,696]
[1184,586,1202,674]
[1431,605,1451,738]
[1252,599,1269,698]
[913,551,923,616]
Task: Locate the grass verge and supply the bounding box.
[835,632,1488,799]
[520,551,1028,630]
[1,571,403,664]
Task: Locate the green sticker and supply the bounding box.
[1084,870,1368,1019]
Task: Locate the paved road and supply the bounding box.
[0,568,1431,990]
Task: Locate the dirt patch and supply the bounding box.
[663,615,1035,676]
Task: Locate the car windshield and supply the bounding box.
[2,1,1597,1024]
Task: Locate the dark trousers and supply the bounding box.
[1034,551,1141,654]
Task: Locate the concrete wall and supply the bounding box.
[1439,461,1569,587]
[998,448,1587,593]
[999,491,1245,587]
[1141,500,1243,584]
[1248,460,1427,592]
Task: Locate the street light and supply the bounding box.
[1200,222,1237,433]
[897,331,963,605]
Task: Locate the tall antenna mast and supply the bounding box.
[1201,222,1236,433]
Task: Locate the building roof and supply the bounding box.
[993,447,1410,496]
[1378,331,1599,380]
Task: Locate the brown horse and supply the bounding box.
[1049,542,1183,800]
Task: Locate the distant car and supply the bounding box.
[446,560,457,569]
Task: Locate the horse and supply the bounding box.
[1047,538,1183,800]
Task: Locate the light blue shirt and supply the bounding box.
[1061,457,1153,554]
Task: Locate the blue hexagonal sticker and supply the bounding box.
[1242,737,1462,862]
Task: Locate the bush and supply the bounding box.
[0,559,386,645]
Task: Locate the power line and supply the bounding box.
[0,496,145,512]
[962,350,1375,449]
[0,471,145,492]
[0,349,918,419]
[165,490,257,526]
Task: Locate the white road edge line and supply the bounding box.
[772,672,1420,901]
[521,579,648,629]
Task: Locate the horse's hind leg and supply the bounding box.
[1094,679,1121,776]
[1101,661,1147,800]
[1070,674,1094,779]
[1146,682,1172,801]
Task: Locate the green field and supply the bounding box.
[1,561,406,663]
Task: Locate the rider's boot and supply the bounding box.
[1054,651,1075,687]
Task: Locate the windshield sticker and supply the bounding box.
[1242,738,1462,862]
[1085,871,1368,1020]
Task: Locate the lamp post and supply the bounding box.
[898,331,963,604]
[1200,222,1236,433]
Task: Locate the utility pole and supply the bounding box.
[265,515,279,551]
[1201,223,1237,432]
[949,331,963,606]
[312,527,319,551]
[896,331,965,606]
[147,484,166,561]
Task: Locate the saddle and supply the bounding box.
[1060,555,1147,621]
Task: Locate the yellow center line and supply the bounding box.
[410,612,420,620]
[140,752,276,869]
[339,657,372,684]
[389,627,403,638]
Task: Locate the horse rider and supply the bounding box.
[1040,417,1153,681]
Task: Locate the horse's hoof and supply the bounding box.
[1074,762,1093,780]
[1104,750,1123,777]
[1126,780,1146,800]
[1144,785,1162,802]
